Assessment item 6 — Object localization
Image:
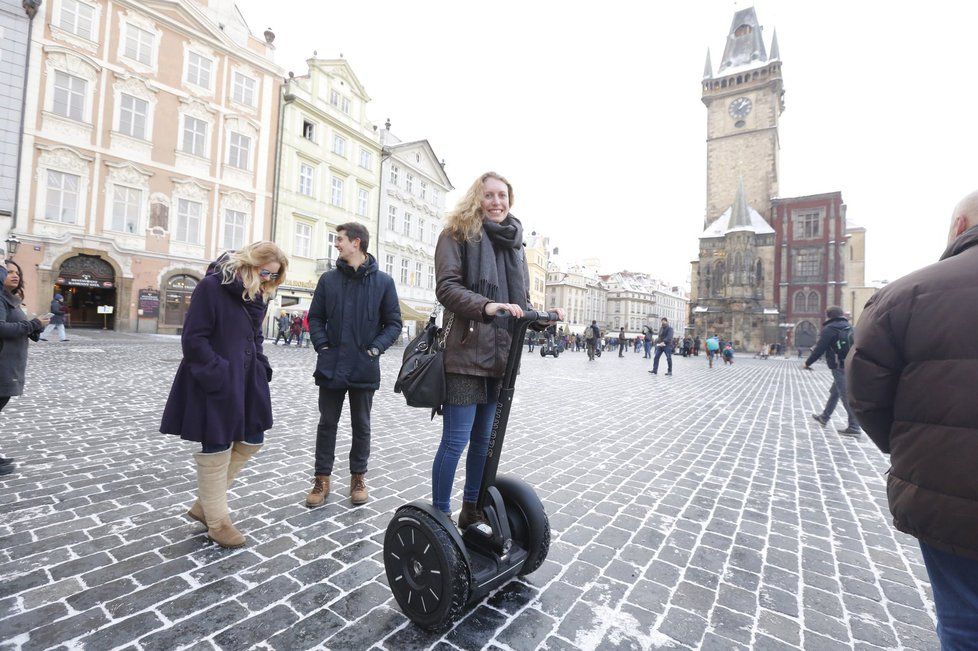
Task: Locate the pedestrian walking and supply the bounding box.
[618,327,626,357]
[305,222,401,508]
[650,317,674,375]
[642,324,654,358]
[432,171,562,527]
[290,313,303,347]
[585,320,600,361]
[803,306,860,436]
[273,311,291,345]
[847,190,978,648]
[39,293,69,342]
[706,334,720,368]
[693,336,701,356]
[0,261,51,476]
[160,242,288,548]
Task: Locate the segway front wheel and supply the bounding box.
[540,347,546,357]
[384,507,470,631]
[553,349,560,358]
[494,476,550,575]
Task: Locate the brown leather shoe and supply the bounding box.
[207,518,246,549]
[459,501,488,530]
[306,475,330,507]
[350,473,368,505]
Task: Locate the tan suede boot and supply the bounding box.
[187,442,263,524]
[194,449,246,549]
[350,473,368,505]
[305,475,331,507]
[459,501,488,530]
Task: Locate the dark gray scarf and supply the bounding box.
[464,214,527,309]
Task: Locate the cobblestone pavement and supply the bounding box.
[0,332,940,650]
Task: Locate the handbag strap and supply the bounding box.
[437,312,455,348]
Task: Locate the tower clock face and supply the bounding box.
[729,97,752,118]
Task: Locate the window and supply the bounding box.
[326,231,338,264]
[432,189,440,208]
[357,188,368,217]
[793,212,821,240]
[359,149,372,169]
[341,96,350,114]
[403,212,412,236]
[430,222,439,244]
[299,163,314,197]
[331,177,344,207]
[174,198,202,244]
[60,0,94,39]
[385,254,394,276]
[186,51,212,88]
[390,165,399,185]
[807,291,821,314]
[223,209,246,250]
[400,259,409,284]
[52,70,86,121]
[794,251,821,277]
[183,116,207,157]
[294,222,311,257]
[302,119,315,141]
[118,94,148,139]
[232,73,256,106]
[329,89,339,107]
[427,264,435,289]
[406,174,414,193]
[792,290,806,313]
[387,206,397,231]
[420,181,427,201]
[418,218,425,241]
[415,262,423,287]
[227,132,251,170]
[124,24,154,65]
[45,170,79,223]
[332,134,346,157]
[111,186,141,233]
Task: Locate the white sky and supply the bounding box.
[235,0,978,287]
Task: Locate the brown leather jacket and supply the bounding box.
[434,230,531,378]
[848,225,978,560]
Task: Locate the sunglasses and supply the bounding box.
[258,269,280,281]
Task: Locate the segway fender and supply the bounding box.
[396,500,474,584]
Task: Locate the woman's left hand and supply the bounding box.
[548,308,566,323]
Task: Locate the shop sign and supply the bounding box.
[138,289,160,318]
[56,273,114,288]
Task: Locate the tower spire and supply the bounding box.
[770,29,780,61]
[703,49,713,79]
[728,178,752,229]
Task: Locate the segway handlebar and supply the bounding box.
[493,309,561,324]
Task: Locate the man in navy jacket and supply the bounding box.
[305,223,401,507]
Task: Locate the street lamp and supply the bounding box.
[4,234,20,258]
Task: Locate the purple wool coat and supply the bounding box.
[159,269,273,446]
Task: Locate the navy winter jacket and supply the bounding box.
[308,254,401,390]
[805,317,851,370]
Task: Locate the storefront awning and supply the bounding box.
[399,301,432,321]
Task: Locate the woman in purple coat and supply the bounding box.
[161,241,288,548]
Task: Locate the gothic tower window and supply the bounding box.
[793,290,806,313]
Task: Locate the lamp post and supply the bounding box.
[4,234,21,259]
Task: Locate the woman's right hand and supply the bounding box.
[485,302,524,319]
[36,315,51,328]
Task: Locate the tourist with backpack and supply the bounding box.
[803,306,861,437]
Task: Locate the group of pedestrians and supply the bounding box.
[273,311,308,347]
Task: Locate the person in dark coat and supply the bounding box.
[433,171,564,528]
[160,241,288,549]
[804,306,860,436]
[305,222,401,508]
[650,317,674,375]
[0,260,49,475]
[39,293,69,342]
[847,191,978,648]
[273,311,291,345]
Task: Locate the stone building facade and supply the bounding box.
[545,262,606,335]
[0,0,35,228]
[11,0,280,332]
[524,230,549,311]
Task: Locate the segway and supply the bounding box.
[539,338,560,358]
[383,310,558,631]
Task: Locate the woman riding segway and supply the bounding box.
[383,172,564,630]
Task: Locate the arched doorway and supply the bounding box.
[55,254,117,328]
[163,275,198,327]
[795,320,817,349]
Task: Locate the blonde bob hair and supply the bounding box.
[444,171,515,242]
[219,241,289,302]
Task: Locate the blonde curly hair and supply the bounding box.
[219,241,289,302]
[444,171,515,242]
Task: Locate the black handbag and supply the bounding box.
[394,312,453,410]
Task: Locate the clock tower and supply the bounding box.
[702,7,784,228]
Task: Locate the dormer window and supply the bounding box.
[735,24,752,37]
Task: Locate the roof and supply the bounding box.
[718,7,768,73]
[700,206,775,238]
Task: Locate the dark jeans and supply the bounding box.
[0,396,9,412]
[202,430,263,454]
[643,341,652,358]
[920,541,978,649]
[315,387,374,476]
[274,331,291,345]
[432,401,496,513]
[652,345,673,373]
[822,367,860,429]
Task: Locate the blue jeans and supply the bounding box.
[202,430,264,453]
[822,368,860,430]
[919,541,978,649]
[432,401,497,513]
[652,345,673,373]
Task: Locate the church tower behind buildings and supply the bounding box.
[701,8,784,227]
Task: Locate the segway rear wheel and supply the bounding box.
[494,476,550,576]
[540,348,546,357]
[384,507,469,631]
